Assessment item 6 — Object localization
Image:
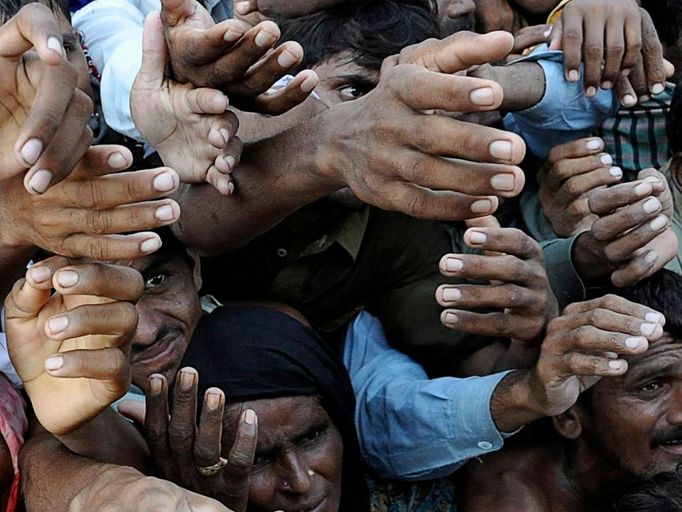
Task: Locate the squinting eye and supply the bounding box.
[640,381,664,393]
[145,273,167,289]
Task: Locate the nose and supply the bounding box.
[132,303,158,347]
[278,452,312,495]
[442,0,475,18]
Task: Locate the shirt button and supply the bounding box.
[276,248,288,258]
[477,441,493,450]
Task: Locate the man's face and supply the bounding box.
[228,396,344,512]
[436,0,476,35]
[119,250,202,387]
[579,334,682,478]
[53,7,92,96]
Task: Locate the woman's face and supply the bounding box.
[226,396,344,512]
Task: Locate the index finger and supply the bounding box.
[563,294,665,325]
[160,0,198,28]
[546,137,604,164]
[463,227,543,260]
[223,409,257,479]
[0,4,64,63]
[589,180,655,215]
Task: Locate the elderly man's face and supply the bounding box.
[578,334,682,478]
[225,396,344,512]
[118,249,203,387]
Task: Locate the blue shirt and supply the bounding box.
[504,46,619,159]
[343,312,513,481]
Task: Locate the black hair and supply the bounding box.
[278,0,440,72]
[641,0,682,48]
[0,0,70,24]
[615,269,682,340]
[613,466,682,511]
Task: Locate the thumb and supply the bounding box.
[465,215,501,229]
[118,399,147,426]
[137,11,167,87]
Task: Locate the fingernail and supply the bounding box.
[471,199,493,214]
[155,204,176,221]
[602,81,613,90]
[646,312,664,324]
[244,409,257,425]
[643,197,661,214]
[107,152,128,169]
[445,258,463,272]
[586,86,597,97]
[650,215,668,231]
[227,181,235,195]
[639,95,651,103]
[586,139,602,151]
[206,392,221,411]
[47,36,64,56]
[622,69,632,77]
[149,375,163,395]
[641,323,657,336]
[28,265,52,283]
[622,94,637,107]
[47,316,69,335]
[224,155,236,172]
[489,140,513,161]
[443,312,458,325]
[153,171,176,192]
[490,174,515,191]
[223,28,242,43]
[442,288,462,301]
[567,70,580,82]
[543,29,551,37]
[652,83,665,95]
[44,355,64,371]
[625,337,646,349]
[609,360,624,370]
[56,270,79,288]
[600,154,613,166]
[21,138,43,165]
[277,50,298,68]
[28,170,53,194]
[219,128,230,145]
[609,167,623,178]
[644,176,661,184]
[300,75,318,93]
[469,87,495,106]
[140,237,162,254]
[180,370,195,391]
[469,231,487,244]
[645,250,659,264]
[634,182,653,196]
[235,1,250,14]
[254,28,277,48]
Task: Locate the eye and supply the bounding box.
[639,380,666,394]
[144,272,167,290]
[337,84,371,101]
[300,427,326,446]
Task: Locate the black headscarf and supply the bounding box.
[182,305,370,512]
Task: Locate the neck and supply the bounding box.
[557,441,636,511]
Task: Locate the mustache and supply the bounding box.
[651,426,682,446]
[131,324,182,355]
[441,13,476,34]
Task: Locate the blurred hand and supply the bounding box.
[0,4,93,194]
[5,257,143,436]
[510,24,551,57]
[160,0,318,115]
[0,145,179,260]
[437,224,558,345]
[538,137,622,237]
[69,465,232,511]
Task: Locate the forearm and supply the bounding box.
[174,113,341,254]
[21,424,130,511]
[489,370,547,433]
[486,62,546,111]
[55,407,148,472]
[571,231,615,284]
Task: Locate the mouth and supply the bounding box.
[286,497,326,512]
[131,333,176,368]
[657,439,682,455]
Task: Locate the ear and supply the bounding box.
[186,249,203,291]
[552,406,583,440]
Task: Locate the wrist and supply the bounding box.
[572,231,616,283]
[490,369,547,433]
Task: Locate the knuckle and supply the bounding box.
[86,210,111,234]
[585,45,604,59]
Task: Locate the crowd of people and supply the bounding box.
[0,0,682,510]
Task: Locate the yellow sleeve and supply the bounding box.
[547,0,573,24]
